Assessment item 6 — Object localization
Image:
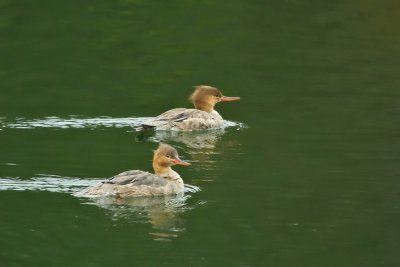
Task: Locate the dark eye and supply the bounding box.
[166,155,171,158]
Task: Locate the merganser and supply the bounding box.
[77,144,190,198]
[138,85,240,131]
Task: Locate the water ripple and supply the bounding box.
[0,116,147,129]
[0,116,246,130]
[0,174,200,195]
[0,175,102,193]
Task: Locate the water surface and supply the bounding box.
[1,0,400,266]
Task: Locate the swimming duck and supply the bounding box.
[138,85,240,131]
[77,144,190,198]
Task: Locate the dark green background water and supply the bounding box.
[1,0,400,266]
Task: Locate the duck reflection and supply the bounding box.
[137,128,242,173]
[81,188,200,241]
[136,128,226,150]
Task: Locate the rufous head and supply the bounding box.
[153,143,190,173]
[189,85,240,113]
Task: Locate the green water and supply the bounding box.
[1,0,400,266]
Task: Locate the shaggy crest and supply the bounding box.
[189,85,222,111]
[155,143,178,159]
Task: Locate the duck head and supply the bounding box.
[189,85,240,113]
[152,143,190,176]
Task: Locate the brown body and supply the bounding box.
[139,85,240,131]
[76,144,190,198]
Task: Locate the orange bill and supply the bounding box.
[220,96,240,102]
[172,158,191,166]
